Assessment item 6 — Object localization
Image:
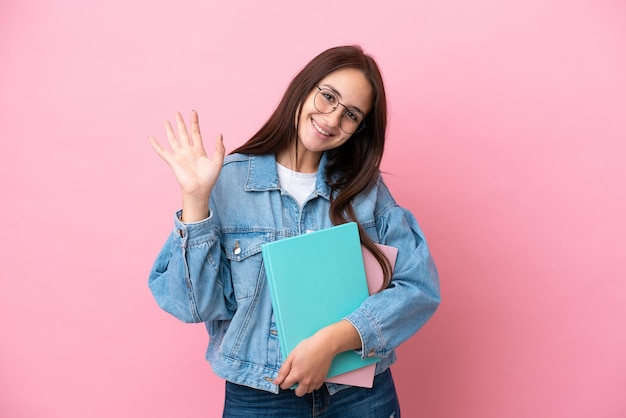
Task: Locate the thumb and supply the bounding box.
[213,134,225,162]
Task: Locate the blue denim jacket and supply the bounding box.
[149,153,440,394]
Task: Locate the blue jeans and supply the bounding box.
[223,368,401,417]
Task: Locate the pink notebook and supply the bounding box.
[325,244,398,388]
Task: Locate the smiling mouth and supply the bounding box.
[312,118,331,136]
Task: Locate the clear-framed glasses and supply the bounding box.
[313,86,366,134]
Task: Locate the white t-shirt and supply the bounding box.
[276,162,317,208]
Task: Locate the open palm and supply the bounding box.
[149,110,225,199]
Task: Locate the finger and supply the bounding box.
[279,373,299,392]
[148,135,172,163]
[278,357,303,391]
[190,110,201,146]
[294,384,309,397]
[175,111,191,146]
[274,357,292,386]
[164,120,180,150]
[294,377,322,396]
[213,134,226,163]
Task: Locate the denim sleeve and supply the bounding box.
[344,182,441,359]
[148,211,236,323]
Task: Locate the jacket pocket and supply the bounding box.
[223,230,275,301]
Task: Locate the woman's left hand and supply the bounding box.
[273,320,363,397]
[274,333,334,396]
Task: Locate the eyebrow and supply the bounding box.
[319,84,366,116]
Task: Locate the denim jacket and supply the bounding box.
[149,153,440,394]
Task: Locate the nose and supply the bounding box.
[323,106,343,128]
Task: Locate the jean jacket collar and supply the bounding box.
[244,153,332,201]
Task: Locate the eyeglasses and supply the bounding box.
[313,86,366,134]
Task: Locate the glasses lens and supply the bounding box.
[314,89,336,114]
[340,111,362,134]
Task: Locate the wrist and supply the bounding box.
[317,320,362,356]
[181,193,210,223]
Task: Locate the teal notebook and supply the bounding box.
[261,222,380,379]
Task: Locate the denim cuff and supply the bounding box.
[343,307,386,359]
[173,210,216,246]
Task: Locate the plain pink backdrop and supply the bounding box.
[1,1,625,417]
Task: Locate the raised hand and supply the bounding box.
[149,111,225,222]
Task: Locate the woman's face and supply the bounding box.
[297,67,373,156]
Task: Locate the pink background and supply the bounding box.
[1,1,625,417]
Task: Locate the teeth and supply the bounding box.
[312,119,331,136]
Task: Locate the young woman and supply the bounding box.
[148,45,440,417]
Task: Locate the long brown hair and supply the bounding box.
[232,45,393,290]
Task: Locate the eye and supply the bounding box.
[345,110,361,123]
[321,91,337,104]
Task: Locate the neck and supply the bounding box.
[276,146,320,173]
